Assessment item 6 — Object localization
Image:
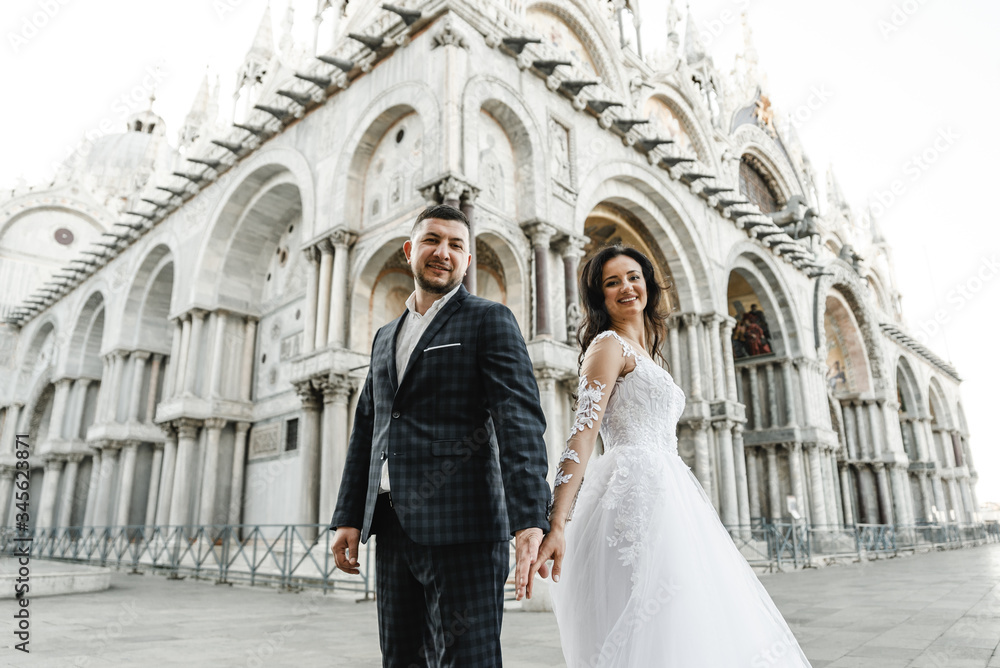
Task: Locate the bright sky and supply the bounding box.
[3,0,998,504]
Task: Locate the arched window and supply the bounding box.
[739,155,781,214]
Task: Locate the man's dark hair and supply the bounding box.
[410,204,470,239]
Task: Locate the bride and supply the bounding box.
[529,245,812,667]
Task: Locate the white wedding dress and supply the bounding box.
[549,331,811,667]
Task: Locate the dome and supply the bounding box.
[126,108,166,136]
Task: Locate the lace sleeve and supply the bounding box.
[548,333,631,528]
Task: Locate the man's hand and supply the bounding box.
[514,527,543,601]
[527,527,565,599]
[331,526,362,575]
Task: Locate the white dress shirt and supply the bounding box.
[380,283,463,493]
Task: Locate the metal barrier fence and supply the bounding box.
[2,519,996,588]
[0,524,375,598]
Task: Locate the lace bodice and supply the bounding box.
[597,331,686,457]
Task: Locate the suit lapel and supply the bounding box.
[398,286,469,390]
[385,312,408,394]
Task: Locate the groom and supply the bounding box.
[330,204,551,667]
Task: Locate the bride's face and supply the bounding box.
[601,255,646,321]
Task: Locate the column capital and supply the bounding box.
[732,421,745,435]
[317,238,334,255]
[553,233,588,259]
[42,454,66,467]
[235,421,252,436]
[681,312,701,328]
[329,227,358,249]
[688,418,709,431]
[121,439,141,450]
[712,418,733,431]
[66,452,86,463]
[701,312,724,327]
[159,422,177,439]
[417,172,478,204]
[174,418,202,440]
[53,376,75,389]
[520,220,558,248]
[101,440,123,452]
[720,315,737,334]
[204,417,227,431]
[294,380,321,409]
[320,374,354,403]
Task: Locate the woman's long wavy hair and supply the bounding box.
[577,245,671,367]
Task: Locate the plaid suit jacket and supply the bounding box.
[330,285,551,546]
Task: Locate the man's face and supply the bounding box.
[403,218,471,295]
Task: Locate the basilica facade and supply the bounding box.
[0,0,980,544]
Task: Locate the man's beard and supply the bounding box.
[414,263,462,294]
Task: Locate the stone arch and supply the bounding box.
[196,166,304,313]
[815,261,887,391]
[823,289,873,395]
[67,291,107,379]
[731,124,801,204]
[121,244,176,350]
[462,76,548,221]
[327,82,440,232]
[639,91,716,169]
[895,356,923,462]
[525,1,623,94]
[725,245,804,359]
[17,317,59,391]
[927,378,952,466]
[349,236,411,353]
[576,160,715,313]
[476,230,529,330]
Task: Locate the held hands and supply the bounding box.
[526,527,565,600]
[331,526,362,575]
[513,527,543,601]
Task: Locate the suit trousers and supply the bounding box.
[372,494,509,668]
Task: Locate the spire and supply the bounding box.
[180,69,219,147]
[684,4,707,66]
[666,0,682,48]
[248,2,274,63]
[280,2,295,56]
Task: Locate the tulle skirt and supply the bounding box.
[550,446,812,667]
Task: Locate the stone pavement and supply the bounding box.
[1,544,998,667]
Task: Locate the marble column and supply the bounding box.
[788,442,805,519]
[199,418,227,526]
[95,356,112,420]
[764,363,778,429]
[110,352,129,422]
[795,359,813,425]
[668,316,682,386]
[931,476,948,521]
[873,463,893,525]
[164,319,183,398]
[888,465,910,526]
[49,378,73,441]
[765,444,781,520]
[692,420,713,502]
[297,382,322,537]
[146,355,162,422]
[1,403,23,454]
[156,426,178,526]
[536,370,564,482]
[854,402,871,460]
[168,420,201,527]
[839,464,855,526]
[209,311,228,398]
[946,479,963,522]
[682,314,703,400]
[721,317,738,403]
[321,376,353,525]
[228,422,250,526]
[302,246,319,355]
[56,454,83,527]
[94,443,121,527]
[918,472,933,523]
[780,360,796,427]
[115,441,139,526]
[184,310,207,396]
[822,449,840,527]
[174,315,192,398]
[713,420,738,528]
[747,365,762,430]
[746,446,762,519]
[0,467,14,527]
[460,191,478,294]
[732,423,751,532]
[240,317,258,402]
[144,444,163,531]
[328,228,357,348]
[556,235,587,343]
[959,480,975,522]
[37,457,64,529]
[83,449,102,526]
[128,352,150,422]
[705,315,726,401]
[807,445,828,528]
[867,401,884,458]
[315,240,334,348]
[842,402,859,460]
[522,222,556,338]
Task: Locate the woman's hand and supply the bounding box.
[526,526,566,599]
